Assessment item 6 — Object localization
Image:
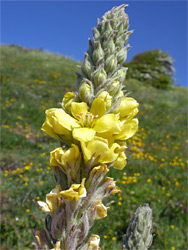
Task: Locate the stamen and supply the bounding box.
[76,114,82,119]
[76,111,98,127]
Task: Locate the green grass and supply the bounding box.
[1,45,187,250]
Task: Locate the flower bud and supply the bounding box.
[93,41,104,64]
[82,52,92,79]
[117,44,130,64]
[123,204,153,250]
[108,80,121,96]
[110,80,120,88]
[92,67,107,87]
[115,33,127,48]
[104,54,117,73]
[112,67,128,82]
[62,92,75,112]
[102,21,113,40]
[97,91,112,109]
[92,200,108,220]
[92,27,101,41]
[102,36,115,54]
[79,81,93,103]
[117,21,125,35]
[87,38,93,58]
[124,30,133,44]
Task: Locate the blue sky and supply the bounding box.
[1,1,187,87]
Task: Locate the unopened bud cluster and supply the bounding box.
[33,5,140,250]
[77,4,132,112]
[123,204,153,250]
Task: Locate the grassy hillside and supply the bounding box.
[1,45,187,250]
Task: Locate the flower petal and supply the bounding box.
[60,178,86,201]
[50,147,65,166]
[71,102,88,119]
[90,98,106,118]
[113,152,127,170]
[72,128,96,142]
[114,118,138,140]
[37,201,50,213]
[115,97,139,118]
[46,193,61,212]
[53,109,79,132]
[81,136,118,163]
[94,114,120,133]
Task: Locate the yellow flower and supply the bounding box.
[62,92,75,112]
[92,200,108,220]
[42,98,122,145]
[113,143,127,170]
[81,136,119,164]
[87,234,100,250]
[71,99,121,142]
[79,83,92,101]
[115,97,139,120]
[60,178,86,202]
[37,185,62,215]
[114,118,139,141]
[113,152,127,170]
[41,108,79,144]
[50,144,81,180]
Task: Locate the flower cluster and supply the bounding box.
[33,5,139,250]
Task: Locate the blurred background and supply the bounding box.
[1,1,187,249]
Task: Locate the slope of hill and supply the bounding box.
[1,45,187,250]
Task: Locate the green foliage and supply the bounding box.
[1,45,187,250]
[124,50,175,89]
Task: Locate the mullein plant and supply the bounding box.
[33,5,151,250]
